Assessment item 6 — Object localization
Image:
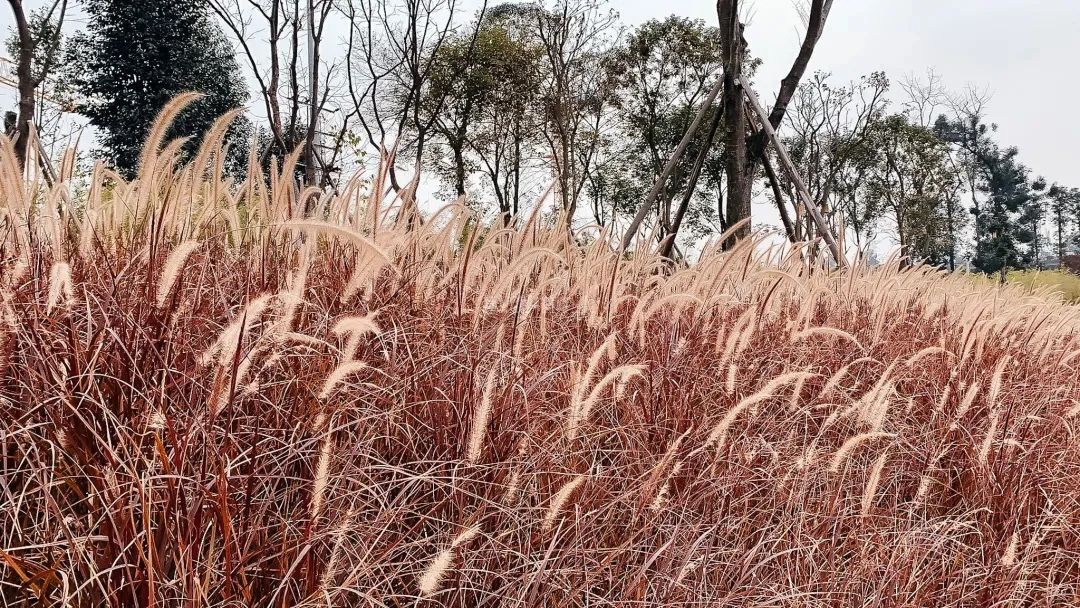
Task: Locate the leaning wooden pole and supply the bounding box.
[620,75,725,251]
[740,75,845,267]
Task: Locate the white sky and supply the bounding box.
[2,0,1077,252]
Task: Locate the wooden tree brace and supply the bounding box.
[620,75,726,251]
[740,75,845,268]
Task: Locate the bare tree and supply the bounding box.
[899,68,948,129]
[207,0,347,186]
[5,0,67,169]
[780,71,889,248]
[343,0,482,198]
[717,0,834,245]
[206,0,293,157]
[533,0,619,220]
[435,6,545,218]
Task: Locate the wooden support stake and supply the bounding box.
[740,75,845,268]
[620,75,725,251]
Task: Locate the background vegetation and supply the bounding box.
[4,0,1080,274]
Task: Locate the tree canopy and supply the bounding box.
[70,0,251,176]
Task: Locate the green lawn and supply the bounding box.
[1005,269,1080,303]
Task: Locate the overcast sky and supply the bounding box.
[1,0,1076,250]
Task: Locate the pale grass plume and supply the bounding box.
[451,524,481,548]
[1067,401,1080,418]
[567,364,645,440]
[933,383,954,415]
[199,294,274,366]
[643,427,692,502]
[860,449,889,517]
[310,432,333,523]
[274,246,312,335]
[1001,530,1020,566]
[502,470,523,506]
[913,468,936,505]
[46,261,74,313]
[319,361,369,399]
[565,334,619,439]
[282,331,328,350]
[819,356,877,398]
[542,474,587,532]
[649,460,683,512]
[418,547,454,598]
[639,292,703,334]
[285,219,391,265]
[792,326,863,351]
[341,249,393,303]
[829,432,895,473]
[1060,349,1080,367]
[147,409,166,431]
[138,91,203,173]
[418,524,482,598]
[950,382,981,431]
[987,356,1012,405]
[318,508,356,599]
[156,240,201,307]
[466,366,499,464]
[979,409,1001,465]
[332,311,382,360]
[859,380,893,431]
[717,306,756,367]
[705,371,812,451]
[904,346,952,367]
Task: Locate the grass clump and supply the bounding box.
[2,101,1080,606]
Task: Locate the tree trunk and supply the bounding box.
[7,0,35,169]
[661,104,725,259]
[761,151,797,244]
[718,0,750,248]
[452,143,467,197]
[718,0,832,247]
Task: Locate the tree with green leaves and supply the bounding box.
[532,0,619,220]
[597,16,729,247]
[1046,184,1080,267]
[70,0,251,177]
[1016,176,1048,269]
[781,71,889,250]
[860,113,961,266]
[936,110,1040,277]
[425,11,544,216]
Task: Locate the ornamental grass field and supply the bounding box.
[3,97,1080,606]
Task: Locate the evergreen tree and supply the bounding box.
[937,115,1039,276]
[70,0,250,176]
[1016,176,1048,268]
[1047,184,1080,265]
[970,146,1038,276]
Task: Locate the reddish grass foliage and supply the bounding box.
[2,101,1080,606]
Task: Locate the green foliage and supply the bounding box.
[595,16,736,240]
[69,0,251,177]
[1006,269,1080,303]
[425,13,545,206]
[5,5,65,86]
[783,71,890,250]
[1046,184,1080,261]
[935,114,1043,274]
[862,113,961,266]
